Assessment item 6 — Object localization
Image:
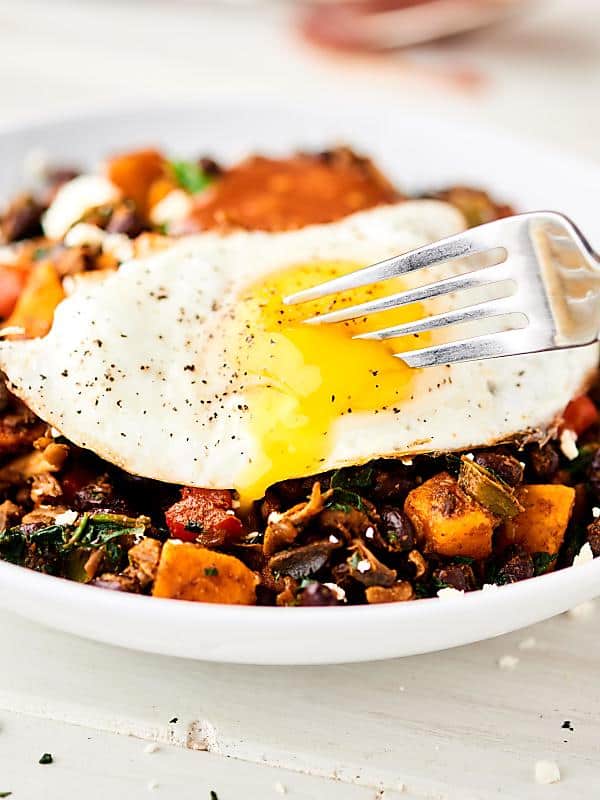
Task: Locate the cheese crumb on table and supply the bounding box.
[144,743,159,754]
[518,636,537,651]
[498,655,519,670]
[534,760,560,785]
[568,600,596,619]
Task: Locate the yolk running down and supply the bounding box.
[231,260,426,504]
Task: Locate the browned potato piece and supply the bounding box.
[404,472,498,559]
[502,485,575,563]
[152,541,258,604]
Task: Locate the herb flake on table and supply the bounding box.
[39,752,53,764]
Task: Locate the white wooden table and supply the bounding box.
[1,1,600,797]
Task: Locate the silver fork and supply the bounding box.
[283,211,600,367]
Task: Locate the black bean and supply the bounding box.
[379,506,415,551]
[496,552,534,584]
[529,443,560,481]
[434,563,476,592]
[0,194,43,243]
[474,452,523,486]
[587,520,600,557]
[588,448,600,501]
[299,582,338,606]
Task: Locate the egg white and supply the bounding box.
[1,201,597,498]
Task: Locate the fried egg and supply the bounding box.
[1,202,597,505]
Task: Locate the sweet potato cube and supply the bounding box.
[404,471,497,559]
[6,261,64,338]
[106,148,166,214]
[152,541,258,604]
[502,484,575,561]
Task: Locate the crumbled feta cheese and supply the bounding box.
[42,174,120,240]
[102,232,134,263]
[225,509,235,516]
[323,582,346,601]
[365,526,375,539]
[50,427,62,438]
[519,461,526,469]
[144,743,159,754]
[465,452,475,461]
[498,654,519,670]
[400,457,413,466]
[593,506,600,519]
[267,511,283,524]
[64,223,134,263]
[54,509,78,526]
[568,600,595,619]
[518,636,537,651]
[328,534,339,544]
[356,558,371,573]
[534,760,560,785]
[560,428,579,461]
[64,222,106,249]
[0,246,18,264]
[481,583,499,592]
[0,325,26,338]
[273,782,287,795]
[573,541,594,567]
[437,587,465,600]
[150,189,192,227]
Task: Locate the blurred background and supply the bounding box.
[0,0,598,158]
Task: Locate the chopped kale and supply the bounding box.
[532,552,558,575]
[204,567,218,576]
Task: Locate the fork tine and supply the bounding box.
[396,328,556,368]
[303,261,510,325]
[283,227,491,306]
[354,293,518,340]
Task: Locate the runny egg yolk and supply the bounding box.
[231,261,426,504]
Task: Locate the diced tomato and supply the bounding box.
[165,487,244,546]
[561,395,599,435]
[0,265,29,319]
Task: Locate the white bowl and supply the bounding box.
[0,100,599,664]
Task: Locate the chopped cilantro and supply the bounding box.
[204,567,218,577]
[452,555,474,565]
[170,160,212,194]
[0,792,12,798]
[210,792,219,800]
[169,717,178,724]
[565,443,596,480]
[348,551,362,570]
[185,521,205,533]
[33,246,49,261]
[39,753,53,765]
